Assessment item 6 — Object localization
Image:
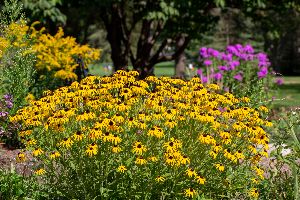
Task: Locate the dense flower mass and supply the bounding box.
[198,44,280,102]
[11,70,272,199]
[30,23,100,81]
[1,21,100,83]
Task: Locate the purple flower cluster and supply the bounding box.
[198,44,274,82]
[0,94,13,117]
[0,94,20,147]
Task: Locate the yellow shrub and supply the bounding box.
[0,21,29,59]
[1,21,100,81]
[30,24,101,80]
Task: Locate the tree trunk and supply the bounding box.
[104,3,129,72]
[175,36,186,78]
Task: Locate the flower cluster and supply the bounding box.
[198,44,281,103]
[0,20,29,59]
[11,70,272,199]
[30,23,101,81]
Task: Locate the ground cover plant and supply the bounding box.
[11,70,273,199]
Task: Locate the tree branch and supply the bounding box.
[156,35,191,63]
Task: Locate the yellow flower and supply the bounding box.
[251,178,260,184]
[112,145,122,153]
[184,188,197,198]
[117,165,127,173]
[35,168,46,175]
[180,155,190,165]
[16,152,26,163]
[135,156,147,165]
[148,156,158,162]
[186,168,197,177]
[132,141,147,155]
[111,134,122,145]
[248,188,259,199]
[73,131,85,141]
[195,175,206,184]
[32,148,44,157]
[215,163,225,172]
[59,137,74,148]
[86,143,98,157]
[49,151,61,159]
[155,176,165,182]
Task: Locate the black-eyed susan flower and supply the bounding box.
[180,155,190,165]
[49,151,61,159]
[155,176,165,182]
[35,168,46,175]
[185,168,197,177]
[111,134,122,145]
[85,143,98,157]
[117,165,127,173]
[102,132,112,142]
[132,141,147,155]
[26,138,37,147]
[184,188,197,198]
[135,156,147,165]
[209,150,218,159]
[215,163,225,172]
[251,178,260,184]
[148,156,158,162]
[234,150,245,160]
[59,137,74,149]
[73,131,85,141]
[112,145,122,153]
[32,148,44,157]
[248,188,259,198]
[195,175,206,185]
[16,152,26,163]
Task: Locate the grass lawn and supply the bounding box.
[273,77,300,108]
[89,63,300,107]
[89,61,175,77]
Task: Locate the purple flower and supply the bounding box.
[257,53,268,62]
[213,72,223,80]
[197,68,203,76]
[218,66,229,71]
[233,73,243,81]
[199,47,209,58]
[202,76,208,83]
[0,111,8,117]
[258,61,271,68]
[244,44,254,54]
[208,48,219,58]
[275,78,284,85]
[235,44,243,51]
[226,45,239,55]
[3,94,12,100]
[204,60,212,66]
[228,60,240,70]
[258,67,268,79]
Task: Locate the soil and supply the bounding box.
[0,143,35,176]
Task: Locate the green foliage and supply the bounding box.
[23,0,66,25]
[258,110,300,199]
[0,0,36,114]
[0,165,43,200]
[0,0,25,26]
